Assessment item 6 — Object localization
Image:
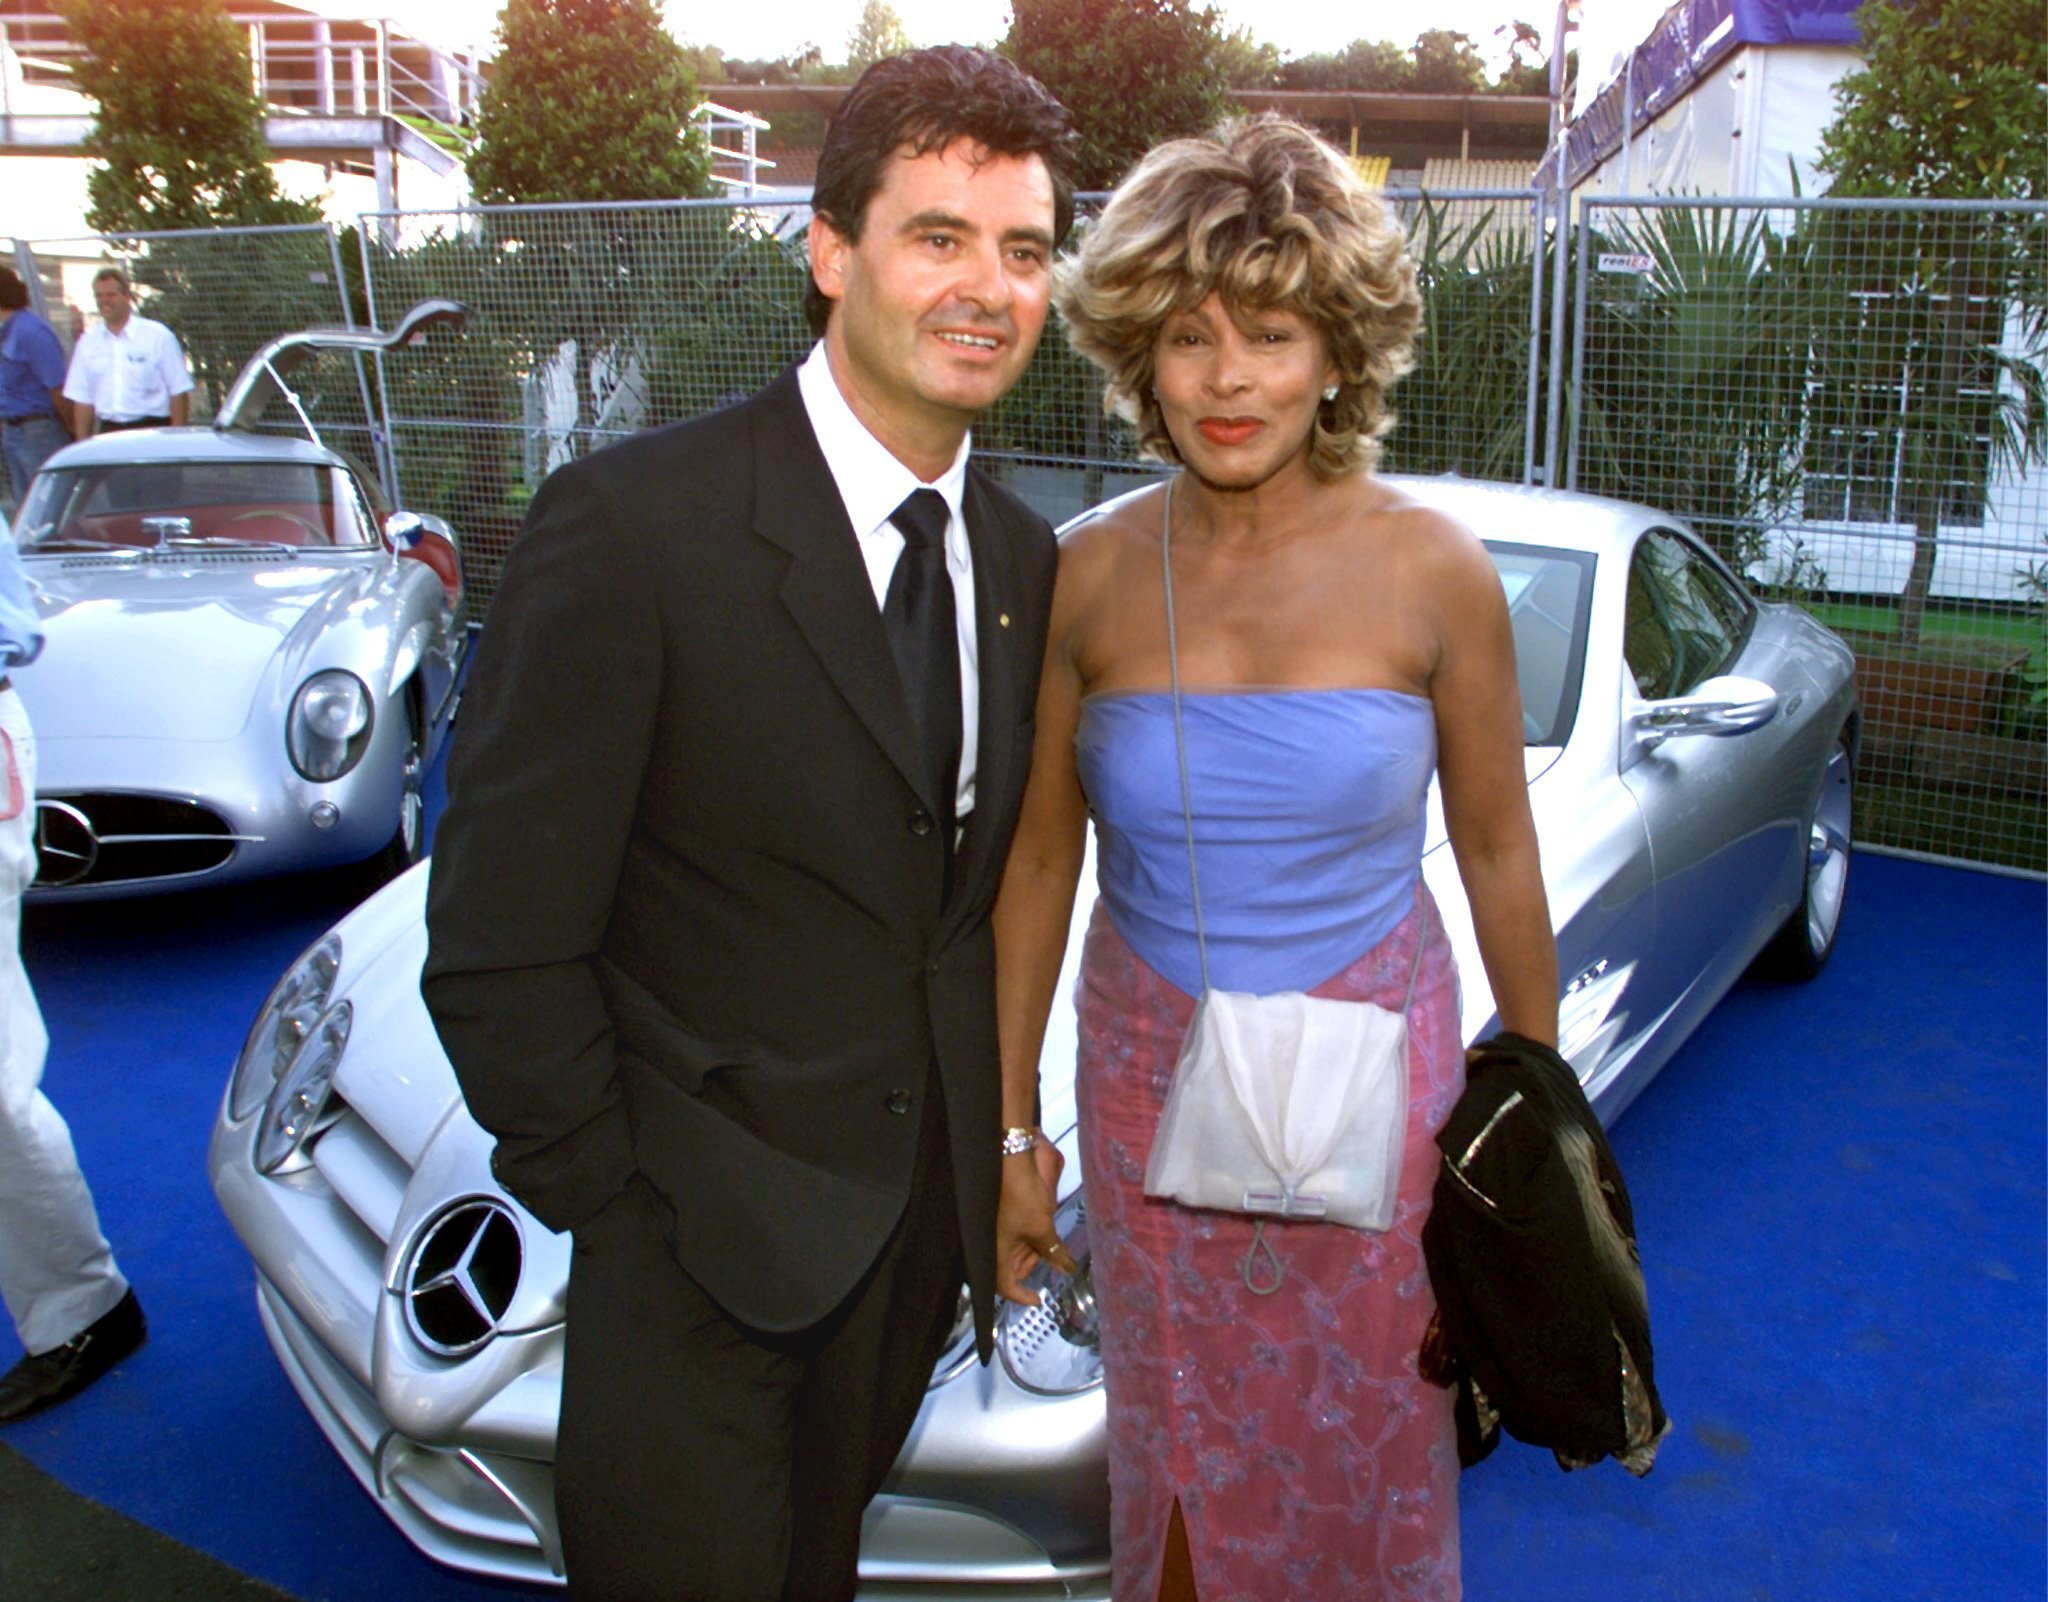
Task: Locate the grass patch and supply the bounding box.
[1804,599,2038,656]
[1860,777,2048,873]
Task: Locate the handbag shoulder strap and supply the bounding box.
[1162,474,1430,1010]
[1160,475,1215,996]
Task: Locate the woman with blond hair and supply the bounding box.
[991,117,1557,1600]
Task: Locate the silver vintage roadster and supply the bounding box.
[209,477,1857,1594]
[10,302,470,897]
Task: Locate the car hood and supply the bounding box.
[325,863,465,1168]
[22,554,384,742]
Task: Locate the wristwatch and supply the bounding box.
[1000,1125,1041,1157]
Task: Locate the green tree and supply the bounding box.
[1214,26,1281,90]
[1812,0,2048,641]
[468,0,712,204]
[847,0,914,70]
[1003,0,1238,191]
[56,0,321,233]
[1492,20,1550,95]
[1408,29,1489,95]
[1276,38,1413,93]
[678,42,729,87]
[1816,0,2046,202]
[1276,28,1542,96]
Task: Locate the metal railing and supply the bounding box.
[695,101,777,197]
[0,9,483,144]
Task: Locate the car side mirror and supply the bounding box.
[383,510,453,553]
[1627,674,1780,759]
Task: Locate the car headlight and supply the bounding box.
[229,933,341,1120]
[996,1187,1104,1397]
[288,670,374,781]
[254,1002,351,1174]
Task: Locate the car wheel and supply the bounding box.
[1756,730,1853,980]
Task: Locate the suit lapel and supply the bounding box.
[950,469,1029,914]
[746,372,935,809]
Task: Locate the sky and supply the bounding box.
[296,0,1672,95]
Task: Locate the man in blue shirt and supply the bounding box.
[0,513,145,1420]
[0,268,70,505]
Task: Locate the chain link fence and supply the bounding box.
[7,193,2043,874]
[349,191,1555,596]
[1568,196,2048,874]
[356,199,818,589]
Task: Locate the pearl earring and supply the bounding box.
[1322,384,1339,403]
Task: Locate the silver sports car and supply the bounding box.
[10,303,469,897]
[208,477,1857,1594]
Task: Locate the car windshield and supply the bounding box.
[14,460,373,551]
[1487,542,1595,748]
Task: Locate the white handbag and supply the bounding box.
[1140,478,1423,1285]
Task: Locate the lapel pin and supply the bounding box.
[998,612,1011,628]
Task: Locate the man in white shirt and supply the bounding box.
[63,268,192,437]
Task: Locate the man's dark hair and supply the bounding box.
[0,267,27,312]
[92,266,132,294]
[805,45,1077,337]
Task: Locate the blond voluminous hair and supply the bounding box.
[1055,116,1422,479]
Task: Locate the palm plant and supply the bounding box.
[1383,194,1538,483]
[1570,203,1813,570]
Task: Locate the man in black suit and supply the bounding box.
[421,46,1076,1602]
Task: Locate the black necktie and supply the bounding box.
[883,488,962,834]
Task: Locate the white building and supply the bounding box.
[1548,0,2044,605]
[0,1,483,238]
[1546,0,1863,199]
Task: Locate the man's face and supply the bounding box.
[809,139,1057,470]
[93,277,133,330]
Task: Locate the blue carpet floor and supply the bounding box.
[1,778,2041,1601]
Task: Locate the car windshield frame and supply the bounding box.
[14,459,377,553]
[1485,539,1596,749]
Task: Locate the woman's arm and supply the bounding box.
[1427,521,1559,1046]
[990,543,1097,1305]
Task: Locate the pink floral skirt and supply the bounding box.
[1074,887,1465,1601]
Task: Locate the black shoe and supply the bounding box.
[0,1289,147,1423]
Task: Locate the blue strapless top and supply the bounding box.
[1074,689,1435,997]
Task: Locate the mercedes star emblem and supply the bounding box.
[403,1197,523,1358]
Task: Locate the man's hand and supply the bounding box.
[995,1140,1075,1307]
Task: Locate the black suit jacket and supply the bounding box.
[421,369,1056,1347]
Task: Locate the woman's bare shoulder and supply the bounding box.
[1055,483,1165,585]
[1357,480,1495,587]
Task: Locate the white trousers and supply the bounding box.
[0,686,127,1355]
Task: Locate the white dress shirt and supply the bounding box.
[63,314,194,423]
[796,341,980,822]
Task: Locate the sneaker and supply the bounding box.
[0,1289,147,1423]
